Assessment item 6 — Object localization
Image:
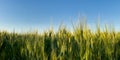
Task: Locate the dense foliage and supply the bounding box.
[0,23,120,60]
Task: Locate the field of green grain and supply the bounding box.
[0,21,120,60]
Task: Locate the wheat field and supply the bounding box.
[0,21,120,60]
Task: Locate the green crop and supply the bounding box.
[0,20,120,60]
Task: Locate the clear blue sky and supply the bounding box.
[0,0,120,32]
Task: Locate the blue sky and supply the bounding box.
[0,0,120,32]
